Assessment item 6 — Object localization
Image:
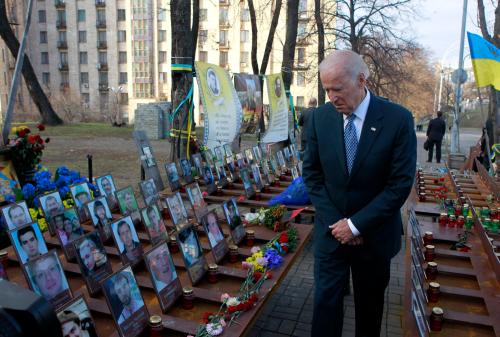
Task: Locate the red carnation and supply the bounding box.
[227,306,237,314]
[282,245,289,253]
[36,123,45,131]
[28,135,37,144]
[279,232,288,243]
[18,128,29,137]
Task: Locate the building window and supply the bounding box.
[78,30,87,43]
[40,31,47,43]
[80,72,89,84]
[98,31,106,43]
[119,51,127,64]
[299,0,307,13]
[158,8,167,21]
[77,9,86,22]
[298,23,307,38]
[58,31,67,42]
[159,72,168,83]
[57,10,66,23]
[60,52,68,64]
[240,51,249,64]
[61,72,69,84]
[42,72,50,85]
[82,93,90,104]
[219,30,228,45]
[240,30,249,42]
[79,52,87,64]
[119,72,128,84]
[219,8,228,24]
[159,51,167,63]
[118,30,126,42]
[120,92,128,104]
[117,9,126,21]
[219,51,228,66]
[297,48,305,64]
[41,52,49,64]
[99,71,108,85]
[98,52,107,64]
[200,8,207,21]
[158,30,166,42]
[296,96,304,107]
[97,9,106,24]
[241,8,250,21]
[199,50,207,62]
[199,30,208,43]
[38,10,46,23]
[296,72,306,86]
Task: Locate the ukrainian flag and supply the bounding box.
[467,32,500,90]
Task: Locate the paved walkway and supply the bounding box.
[248,128,482,337]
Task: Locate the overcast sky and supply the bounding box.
[411,0,496,67]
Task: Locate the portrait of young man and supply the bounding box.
[57,296,98,337]
[116,187,141,224]
[223,198,241,230]
[166,192,188,229]
[141,204,167,244]
[187,183,208,220]
[40,192,64,224]
[139,178,159,206]
[88,198,113,239]
[207,68,221,96]
[2,201,32,230]
[96,175,118,209]
[112,217,142,265]
[302,50,416,337]
[178,226,202,268]
[11,223,48,264]
[76,234,108,277]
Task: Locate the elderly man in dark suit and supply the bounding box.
[426,110,446,163]
[302,50,416,337]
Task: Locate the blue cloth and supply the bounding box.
[268,177,310,206]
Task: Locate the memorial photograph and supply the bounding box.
[138,178,159,206]
[111,216,143,265]
[10,222,48,265]
[95,174,119,210]
[86,197,113,240]
[166,192,189,230]
[165,162,181,191]
[1,201,32,230]
[116,186,141,225]
[140,204,168,244]
[57,295,99,337]
[186,183,208,221]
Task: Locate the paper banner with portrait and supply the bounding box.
[262,74,289,143]
[195,62,243,150]
[233,73,263,134]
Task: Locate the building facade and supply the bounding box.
[0,0,334,124]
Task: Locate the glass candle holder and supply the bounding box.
[208,264,218,284]
[427,282,440,303]
[462,204,469,216]
[423,232,433,246]
[465,216,474,230]
[418,193,426,202]
[483,218,492,230]
[228,244,239,263]
[426,262,438,280]
[491,219,499,233]
[454,205,462,217]
[182,287,194,310]
[425,245,436,262]
[169,236,179,254]
[255,190,262,201]
[438,213,448,226]
[430,307,444,331]
[457,215,465,228]
[448,215,457,227]
[246,230,255,247]
[148,315,164,337]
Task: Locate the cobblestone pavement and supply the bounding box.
[248,128,481,337]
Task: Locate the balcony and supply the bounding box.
[97,62,108,71]
[60,82,69,90]
[95,0,105,7]
[219,40,230,49]
[219,20,230,28]
[296,36,310,45]
[98,83,109,91]
[58,62,69,71]
[57,40,68,49]
[219,0,230,5]
[97,40,107,49]
[298,11,309,21]
[294,61,309,70]
[96,20,106,29]
[54,0,65,9]
[56,20,67,30]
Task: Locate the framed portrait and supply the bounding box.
[214,160,228,187]
[202,165,216,194]
[186,183,208,222]
[141,146,157,168]
[57,295,98,337]
[191,153,204,178]
[223,198,245,244]
[102,265,149,337]
[111,216,143,266]
[116,186,141,225]
[261,160,272,185]
[0,158,20,203]
[269,156,280,176]
[223,143,233,158]
[25,250,72,310]
[55,208,84,261]
[86,196,113,242]
[144,242,182,312]
[283,147,292,164]
[1,201,32,230]
[177,225,207,285]
[166,192,189,231]
[411,263,428,303]
[9,222,48,265]
[201,211,228,263]
[276,150,286,169]
[411,240,426,286]
[70,182,92,212]
[240,168,255,198]
[291,166,299,180]
[39,191,64,235]
[213,146,224,161]
[139,178,159,207]
[201,149,215,168]
[179,158,194,184]
[141,204,168,245]
[95,174,119,210]
[252,146,262,163]
[73,231,112,295]
[259,143,269,158]
[244,148,254,165]
[236,155,246,169]
[297,161,303,176]
[164,162,181,192]
[411,289,430,337]
[289,131,297,146]
[251,163,264,191]
[225,156,237,181]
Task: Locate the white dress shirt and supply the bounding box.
[342,90,371,236]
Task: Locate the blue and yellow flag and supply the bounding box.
[467,32,500,90]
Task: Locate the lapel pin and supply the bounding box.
[371,127,376,132]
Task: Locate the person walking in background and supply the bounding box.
[426,110,446,163]
[298,97,318,154]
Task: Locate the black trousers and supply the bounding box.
[427,139,442,163]
[312,244,391,337]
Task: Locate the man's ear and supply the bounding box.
[358,73,366,87]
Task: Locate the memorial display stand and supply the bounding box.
[404,169,500,337]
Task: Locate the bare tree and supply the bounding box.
[315,0,326,104]
[281,0,299,94]
[0,0,63,125]
[477,0,500,143]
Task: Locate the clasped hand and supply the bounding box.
[329,218,363,245]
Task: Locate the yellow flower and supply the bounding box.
[38,218,48,233]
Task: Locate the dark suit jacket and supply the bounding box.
[426,117,446,141]
[298,107,313,144]
[302,94,417,259]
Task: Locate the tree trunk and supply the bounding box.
[170,0,193,160]
[315,0,325,105]
[259,0,283,76]
[281,0,299,94]
[0,0,63,125]
[248,0,259,75]
[191,0,200,61]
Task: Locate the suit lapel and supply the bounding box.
[348,95,384,179]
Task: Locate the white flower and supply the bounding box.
[226,297,240,307]
[206,323,224,336]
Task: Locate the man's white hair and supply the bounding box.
[319,50,370,82]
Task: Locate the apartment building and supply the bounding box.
[0,0,334,124]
